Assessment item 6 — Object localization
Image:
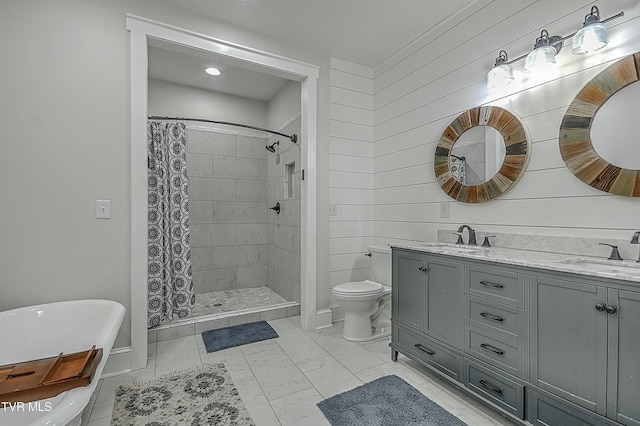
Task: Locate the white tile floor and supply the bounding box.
[83,317,516,426]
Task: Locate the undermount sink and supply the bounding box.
[560,258,640,275]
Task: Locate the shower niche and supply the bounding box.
[284,161,296,199]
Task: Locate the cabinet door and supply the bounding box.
[531,275,607,416]
[425,257,463,349]
[392,250,425,332]
[607,289,640,426]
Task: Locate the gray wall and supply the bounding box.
[148,78,269,127]
[0,0,332,350]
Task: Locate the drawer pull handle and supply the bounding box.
[480,343,505,356]
[479,379,503,395]
[414,344,435,356]
[480,312,504,322]
[479,280,504,289]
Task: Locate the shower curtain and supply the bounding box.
[450,156,467,184]
[147,121,194,328]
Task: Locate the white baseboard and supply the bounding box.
[329,303,344,322]
[102,346,133,378]
[315,308,333,329]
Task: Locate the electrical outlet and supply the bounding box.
[328,204,338,216]
[440,202,450,218]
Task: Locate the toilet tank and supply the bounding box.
[368,245,392,286]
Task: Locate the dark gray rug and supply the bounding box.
[111,363,254,425]
[201,320,279,353]
[317,375,468,426]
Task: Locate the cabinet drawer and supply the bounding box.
[465,360,524,419]
[467,327,524,378]
[530,391,609,426]
[468,296,524,342]
[469,265,524,307]
[393,325,461,382]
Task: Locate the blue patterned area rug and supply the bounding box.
[111,363,254,425]
[318,375,468,426]
[201,320,279,353]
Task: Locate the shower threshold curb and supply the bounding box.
[148,301,300,343]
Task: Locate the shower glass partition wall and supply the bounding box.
[182,118,301,327]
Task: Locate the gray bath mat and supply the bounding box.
[317,375,467,426]
[201,320,279,353]
[111,363,254,425]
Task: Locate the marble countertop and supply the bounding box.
[392,243,640,283]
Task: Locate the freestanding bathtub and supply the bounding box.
[0,299,125,425]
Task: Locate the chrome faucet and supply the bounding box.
[631,231,640,262]
[456,225,477,245]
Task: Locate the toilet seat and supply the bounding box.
[333,280,383,298]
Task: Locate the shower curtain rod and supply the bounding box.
[148,116,298,143]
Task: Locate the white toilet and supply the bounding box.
[332,245,392,341]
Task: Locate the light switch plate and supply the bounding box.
[96,200,111,219]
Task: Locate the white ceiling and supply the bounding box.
[166,0,479,68]
[148,0,481,101]
[148,42,289,101]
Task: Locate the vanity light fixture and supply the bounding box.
[487,50,514,89]
[205,67,221,76]
[524,30,562,73]
[572,6,608,54]
[486,7,624,86]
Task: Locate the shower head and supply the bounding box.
[266,141,279,153]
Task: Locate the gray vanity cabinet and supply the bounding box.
[606,289,640,426]
[392,249,463,349]
[391,249,464,381]
[393,250,425,332]
[531,274,640,425]
[392,246,640,426]
[530,275,608,416]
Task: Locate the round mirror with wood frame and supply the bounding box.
[435,106,530,203]
[559,52,640,197]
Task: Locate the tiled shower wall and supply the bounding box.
[186,127,269,294]
[266,116,302,303]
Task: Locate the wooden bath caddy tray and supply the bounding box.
[0,346,102,403]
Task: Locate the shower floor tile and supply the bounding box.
[192,287,289,317]
[149,287,299,342]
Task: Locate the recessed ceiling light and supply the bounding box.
[205,67,221,76]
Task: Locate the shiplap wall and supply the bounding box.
[373,0,640,249]
[328,58,375,307]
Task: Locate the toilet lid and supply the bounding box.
[333,280,383,296]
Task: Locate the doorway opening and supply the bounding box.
[128,15,318,370]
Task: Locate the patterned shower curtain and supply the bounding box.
[450,155,467,184]
[147,121,194,328]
